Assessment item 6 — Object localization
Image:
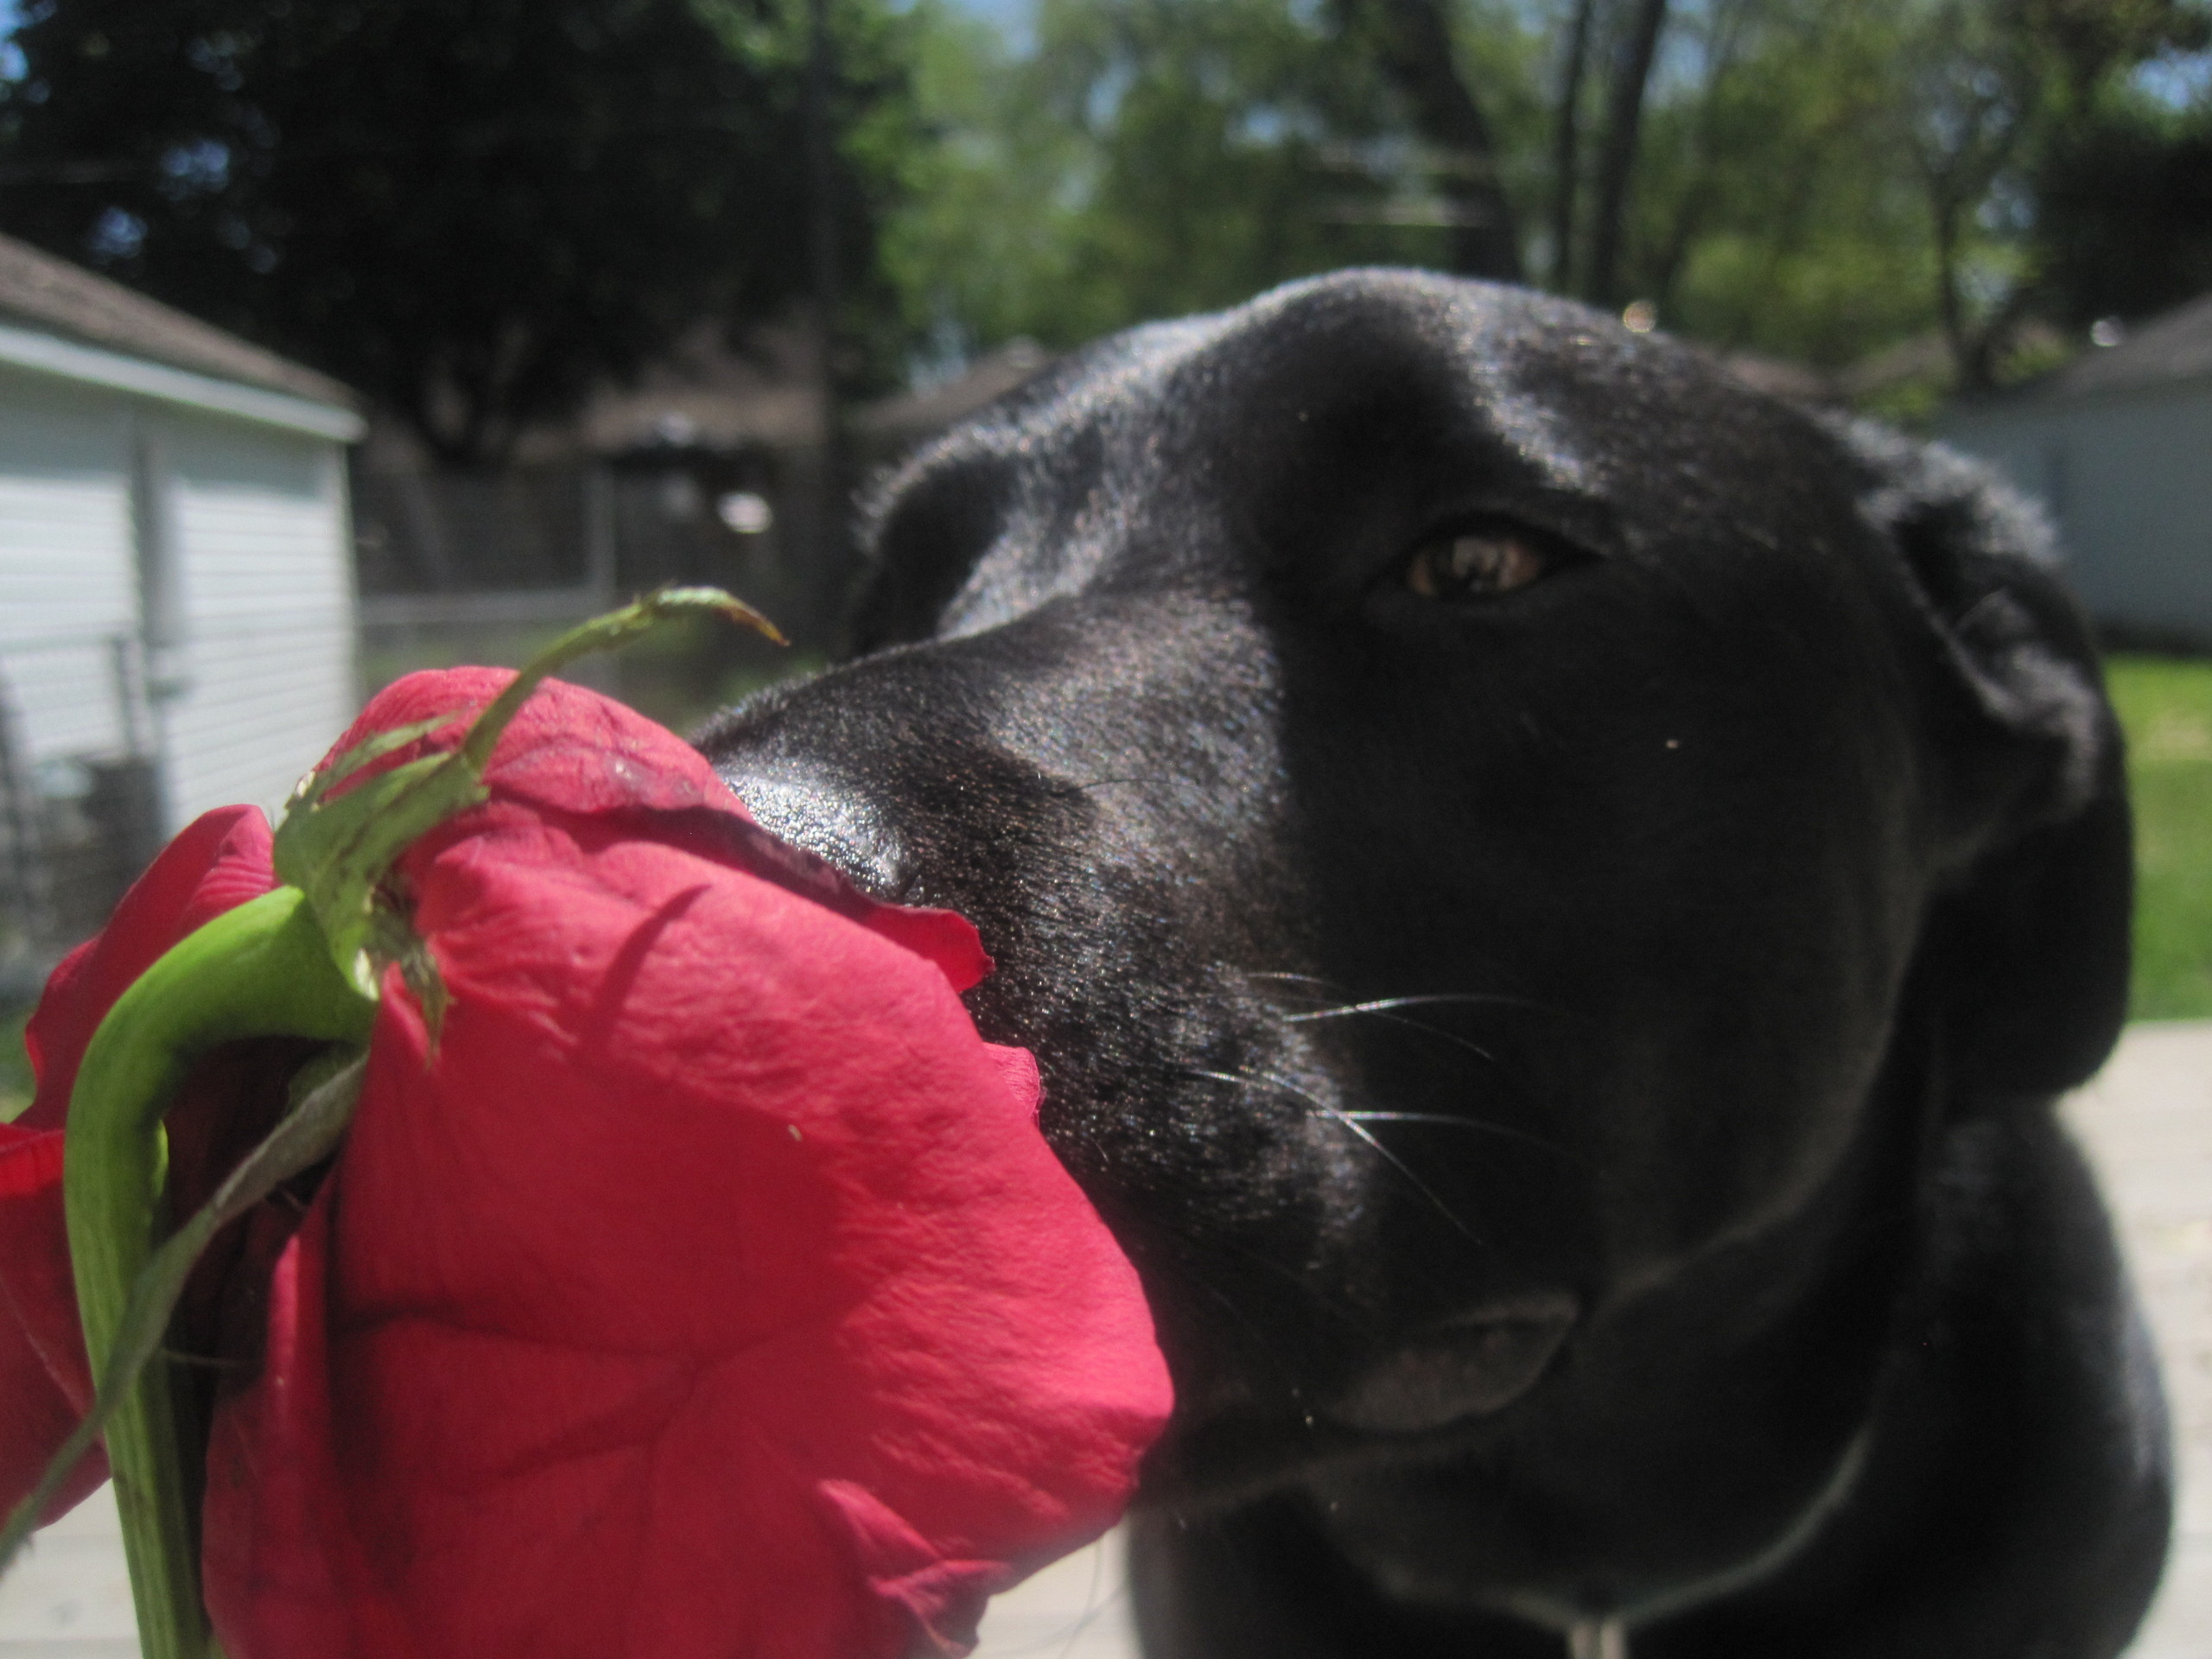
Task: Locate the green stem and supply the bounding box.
[64,887,375,1659]
[458,585,785,773]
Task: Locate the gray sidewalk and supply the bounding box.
[2069,1021,2212,1659]
[6,1020,2209,1658]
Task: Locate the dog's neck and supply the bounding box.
[1567,1620,1628,1659]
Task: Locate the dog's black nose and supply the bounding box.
[717,763,916,902]
[695,675,931,904]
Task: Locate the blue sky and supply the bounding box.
[2137,48,2212,109]
[943,0,1028,29]
[929,0,1035,55]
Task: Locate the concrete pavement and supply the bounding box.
[2067,1021,2212,1659]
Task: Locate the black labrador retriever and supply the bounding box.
[696,270,2170,1659]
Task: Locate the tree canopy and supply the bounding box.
[2,0,2205,442]
[880,0,2212,397]
[880,0,1492,351]
[0,0,912,466]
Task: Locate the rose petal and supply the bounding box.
[0,1125,107,1519]
[340,671,994,990]
[816,1479,1016,1656]
[3,668,1166,1657]
[201,1202,419,1659]
[204,802,1169,1658]
[327,670,750,824]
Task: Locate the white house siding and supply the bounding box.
[157,415,355,825]
[0,369,140,768]
[1943,378,2212,642]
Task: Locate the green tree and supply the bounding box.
[882,0,1560,352]
[1621,0,1939,363]
[2023,0,2212,330]
[1038,0,1431,323]
[2036,105,2212,327]
[0,0,908,466]
[885,0,2209,396]
[1877,0,2209,388]
[1516,0,2209,376]
[1330,0,1528,280]
[875,3,1117,352]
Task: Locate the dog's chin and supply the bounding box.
[1325,1293,1580,1436]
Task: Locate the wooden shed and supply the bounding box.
[1942,294,2212,647]
[0,232,362,988]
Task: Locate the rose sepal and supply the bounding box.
[273,584,783,1013]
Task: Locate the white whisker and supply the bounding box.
[1341,1109,1582,1164]
[1281,992,1545,1019]
[1184,1065,1484,1243]
[1281,1001,1503,1065]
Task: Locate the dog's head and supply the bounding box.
[697,271,2129,1519]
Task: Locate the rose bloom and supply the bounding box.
[0,670,1171,1659]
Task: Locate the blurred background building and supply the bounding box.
[1942,293,2212,650]
[0,232,359,1000]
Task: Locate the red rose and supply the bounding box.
[1,669,1171,1659]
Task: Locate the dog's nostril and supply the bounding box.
[723,773,915,901]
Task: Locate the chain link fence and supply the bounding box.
[352,458,823,735]
[0,637,163,1003]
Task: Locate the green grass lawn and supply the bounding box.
[2108,655,2212,1020]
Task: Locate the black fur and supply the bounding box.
[696,270,2168,1656]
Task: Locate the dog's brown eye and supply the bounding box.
[1404,531,1548,601]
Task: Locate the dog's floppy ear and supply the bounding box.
[1834,417,2133,1100]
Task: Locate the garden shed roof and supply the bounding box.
[0,230,359,417]
[2012,292,2212,404]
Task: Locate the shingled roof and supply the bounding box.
[2016,291,2212,403]
[0,230,359,410]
